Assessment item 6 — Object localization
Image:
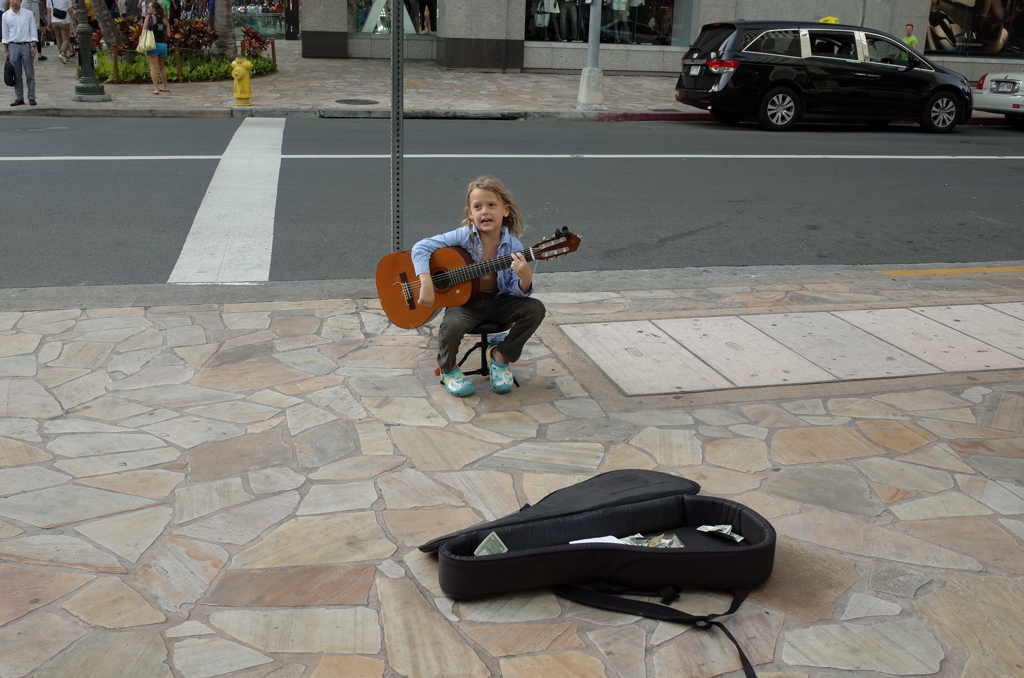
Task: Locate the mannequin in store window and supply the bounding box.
[559,0,579,41]
[421,0,434,34]
[610,0,628,43]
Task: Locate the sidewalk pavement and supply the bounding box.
[0,38,1006,123]
[2,263,1024,678]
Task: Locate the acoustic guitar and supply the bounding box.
[376,227,581,329]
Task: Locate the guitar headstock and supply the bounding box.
[530,227,581,261]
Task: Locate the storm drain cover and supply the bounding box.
[17,127,71,132]
[336,99,379,105]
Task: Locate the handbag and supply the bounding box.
[52,6,68,19]
[4,59,15,88]
[138,29,156,53]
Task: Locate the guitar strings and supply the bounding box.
[397,247,539,298]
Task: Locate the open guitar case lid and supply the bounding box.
[421,470,777,677]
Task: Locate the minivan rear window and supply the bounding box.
[740,29,801,57]
[687,25,735,58]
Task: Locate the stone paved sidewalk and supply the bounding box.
[2,266,1024,678]
[6,38,693,117]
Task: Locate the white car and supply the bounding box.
[974,69,1024,130]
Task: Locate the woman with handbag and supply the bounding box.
[46,0,75,63]
[140,0,169,94]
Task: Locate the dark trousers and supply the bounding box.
[8,43,35,102]
[437,294,546,373]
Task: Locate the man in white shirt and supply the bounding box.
[2,0,38,105]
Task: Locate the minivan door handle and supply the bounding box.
[853,72,880,79]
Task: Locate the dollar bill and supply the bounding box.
[697,524,744,542]
[474,531,509,556]
[620,533,685,548]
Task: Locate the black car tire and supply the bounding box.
[711,108,744,125]
[920,91,961,133]
[757,87,801,131]
[1007,113,1024,130]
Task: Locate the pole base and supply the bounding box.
[71,93,113,102]
[577,67,606,106]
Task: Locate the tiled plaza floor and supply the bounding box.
[2,266,1024,678]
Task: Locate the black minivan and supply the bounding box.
[675,21,973,132]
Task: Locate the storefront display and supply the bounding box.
[353,0,435,34]
[526,0,674,45]
[927,0,1023,56]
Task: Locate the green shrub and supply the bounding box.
[94,51,275,84]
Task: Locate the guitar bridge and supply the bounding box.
[398,272,416,311]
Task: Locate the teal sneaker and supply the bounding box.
[486,345,514,394]
[439,367,475,397]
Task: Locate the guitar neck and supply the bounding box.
[437,248,535,286]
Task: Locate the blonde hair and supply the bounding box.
[461,176,525,238]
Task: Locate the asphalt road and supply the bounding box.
[1,117,1022,289]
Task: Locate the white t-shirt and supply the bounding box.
[47,0,74,24]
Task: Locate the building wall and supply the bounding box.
[301,0,1023,77]
[302,0,349,57]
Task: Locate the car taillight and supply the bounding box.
[977,74,988,90]
[705,59,740,73]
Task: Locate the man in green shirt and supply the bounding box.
[902,23,919,52]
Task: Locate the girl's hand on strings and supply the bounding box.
[417,273,435,307]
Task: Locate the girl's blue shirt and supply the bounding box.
[411,225,533,298]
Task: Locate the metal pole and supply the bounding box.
[576,0,604,107]
[72,6,111,101]
[586,0,601,68]
[391,0,404,252]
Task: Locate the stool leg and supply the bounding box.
[456,335,489,377]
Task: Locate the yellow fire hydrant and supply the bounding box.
[232,57,253,107]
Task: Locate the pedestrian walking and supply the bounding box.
[46,0,74,63]
[901,23,920,52]
[141,0,169,94]
[23,0,47,59]
[2,0,38,106]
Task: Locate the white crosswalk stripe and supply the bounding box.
[168,118,286,284]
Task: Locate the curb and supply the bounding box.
[0,106,1008,125]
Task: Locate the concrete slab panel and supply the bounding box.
[560,321,731,396]
[655,316,836,387]
[743,311,939,380]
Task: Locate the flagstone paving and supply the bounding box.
[1,269,1024,677]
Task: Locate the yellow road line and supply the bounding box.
[881,266,1024,276]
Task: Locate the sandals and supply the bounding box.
[439,367,475,397]
[486,345,514,394]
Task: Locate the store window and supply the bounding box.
[353,0,437,34]
[927,0,1023,57]
[526,0,675,45]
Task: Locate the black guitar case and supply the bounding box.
[421,469,777,677]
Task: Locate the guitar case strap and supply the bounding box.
[554,584,757,678]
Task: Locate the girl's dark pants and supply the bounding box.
[437,294,546,373]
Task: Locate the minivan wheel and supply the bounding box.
[921,92,961,133]
[758,87,801,131]
[1007,113,1024,130]
[711,109,744,125]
